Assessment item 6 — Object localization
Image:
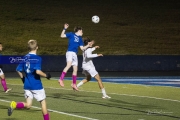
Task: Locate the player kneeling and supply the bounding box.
[77,37,111,99]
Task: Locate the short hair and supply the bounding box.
[28,40,38,51]
[83,37,91,46]
[74,26,83,33]
[0,43,2,45]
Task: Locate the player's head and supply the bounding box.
[83,37,94,47]
[74,26,83,36]
[28,40,38,51]
[0,43,2,51]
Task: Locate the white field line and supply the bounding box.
[7,83,180,103]
[0,99,98,120]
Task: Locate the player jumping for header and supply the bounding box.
[8,40,51,120]
[59,23,90,91]
[77,37,111,99]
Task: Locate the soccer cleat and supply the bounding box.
[102,95,111,99]
[71,84,79,91]
[58,80,64,87]
[8,101,16,116]
[5,88,12,93]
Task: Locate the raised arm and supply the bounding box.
[60,23,69,38]
[86,48,103,58]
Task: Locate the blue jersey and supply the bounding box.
[66,32,84,53]
[16,53,43,90]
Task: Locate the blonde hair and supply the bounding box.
[28,40,38,51]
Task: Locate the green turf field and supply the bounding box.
[0,78,180,120]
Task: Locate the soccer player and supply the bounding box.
[0,43,12,93]
[59,23,90,91]
[8,40,51,120]
[77,37,111,99]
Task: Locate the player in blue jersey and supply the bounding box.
[0,43,12,93]
[8,40,51,120]
[59,23,90,91]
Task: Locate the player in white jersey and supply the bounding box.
[0,43,12,93]
[77,37,110,99]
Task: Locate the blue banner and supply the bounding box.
[0,55,39,64]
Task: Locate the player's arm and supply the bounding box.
[17,71,24,79]
[80,45,90,51]
[36,70,51,80]
[16,63,25,83]
[92,46,100,52]
[60,23,69,38]
[86,48,103,58]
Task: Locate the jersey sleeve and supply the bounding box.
[33,56,42,70]
[65,32,72,38]
[86,48,98,58]
[16,63,23,72]
[79,38,84,46]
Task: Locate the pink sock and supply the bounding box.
[59,72,66,81]
[1,79,8,91]
[43,113,49,120]
[72,75,77,84]
[16,102,25,109]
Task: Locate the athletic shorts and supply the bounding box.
[82,67,98,77]
[0,68,4,76]
[66,51,78,66]
[24,89,46,102]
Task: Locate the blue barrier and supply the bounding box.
[1,55,180,72]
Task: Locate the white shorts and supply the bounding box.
[82,67,98,77]
[66,51,78,66]
[0,68,4,76]
[24,89,46,102]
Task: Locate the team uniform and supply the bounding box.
[82,47,98,77]
[0,68,4,76]
[0,54,11,93]
[16,53,46,101]
[65,32,84,66]
[77,46,111,99]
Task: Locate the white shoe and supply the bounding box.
[102,95,111,99]
[5,88,12,93]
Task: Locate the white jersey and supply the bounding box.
[82,47,98,70]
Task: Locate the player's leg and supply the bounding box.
[35,89,49,120]
[59,52,73,87]
[8,90,33,116]
[94,74,111,99]
[77,73,91,88]
[71,53,79,91]
[59,61,72,87]
[40,100,49,120]
[0,69,11,93]
[71,65,79,91]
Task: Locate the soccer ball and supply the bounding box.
[92,15,100,23]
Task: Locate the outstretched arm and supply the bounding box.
[86,48,103,58]
[60,23,69,38]
[92,46,100,52]
[80,44,90,51]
